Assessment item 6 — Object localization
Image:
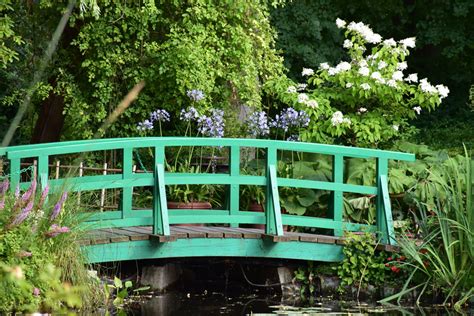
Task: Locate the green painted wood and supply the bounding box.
[121,147,133,219]
[380,174,396,245]
[376,158,389,244]
[4,137,415,161]
[269,164,283,236]
[9,158,20,191]
[282,214,376,232]
[331,155,344,236]
[153,163,170,236]
[229,145,240,228]
[44,173,377,195]
[84,237,344,264]
[2,136,416,263]
[37,155,48,181]
[265,148,276,234]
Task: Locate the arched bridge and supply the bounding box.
[0,138,415,263]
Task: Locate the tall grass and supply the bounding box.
[381,150,474,309]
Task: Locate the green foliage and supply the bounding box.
[0,0,22,68]
[337,232,387,293]
[382,151,474,309]
[272,19,447,147]
[271,0,473,115]
[0,180,93,312]
[294,261,318,300]
[102,276,149,315]
[3,0,284,140]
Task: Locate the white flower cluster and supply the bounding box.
[328,61,352,75]
[399,37,416,49]
[357,107,368,114]
[296,92,318,108]
[337,19,382,44]
[287,86,297,93]
[331,111,351,126]
[405,73,418,83]
[302,68,314,76]
[343,39,353,49]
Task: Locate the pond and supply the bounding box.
[120,260,464,316]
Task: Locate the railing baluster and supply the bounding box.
[121,148,133,219]
[153,163,169,236]
[380,174,396,245]
[266,146,283,236]
[376,158,389,243]
[153,146,169,236]
[9,158,20,191]
[331,155,344,236]
[229,145,240,227]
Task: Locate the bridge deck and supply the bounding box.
[79,226,346,245]
[79,226,398,262]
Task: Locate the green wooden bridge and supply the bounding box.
[0,138,415,264]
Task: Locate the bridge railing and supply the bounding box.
[0,137,415,245]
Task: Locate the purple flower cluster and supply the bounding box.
[270,108,310,132]
[150,109,170,122]
[45,224,70,238]
[21,178,36,202]
[186,89,205,102]
[246,111,270,137]
[10,199,34,226]
[50,191,68,221]
[180,107,200,122]
[137,109,170,132]
[137,120,154,132]
[0,179,9,210]
[197,109,225,138]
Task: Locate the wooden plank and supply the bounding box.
[223,227,261,239]
[299,235,319,243]
[117,227,150,241]
[316,235,337,244]
[150,235,177,242]
[191,226,224,238]
[97,229,130,243]
[262,234,293,242]
[169,227,189,239]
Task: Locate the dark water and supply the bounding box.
[117,259,471,316]
[128,291,469,316]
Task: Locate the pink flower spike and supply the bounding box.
[33,288,40,296]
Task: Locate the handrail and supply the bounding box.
[1,137,415,160]
[0,137,415,243]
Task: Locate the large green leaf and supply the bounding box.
[296,188,317,207]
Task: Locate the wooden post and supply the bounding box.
[33,160,37,181]
[77,162,83,206]
[376,158,389,244]
[229,146,240,227]
[55,160,60,179]
[100,162,107,212]
[331,155,344,236]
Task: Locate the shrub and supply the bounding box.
[0,178,92,313]
[268,19,449,147]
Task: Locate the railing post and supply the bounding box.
[266,147,283,236]
[153,146,170,236]
[380,174,396,245]
[229,146,240,227]
[331,155,344,236]
[9,158,20,191]
[121,148,133,219]
[376,158,394,244]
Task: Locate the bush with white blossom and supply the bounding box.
[281,19,449,147]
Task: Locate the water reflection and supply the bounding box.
[133,292,466,316]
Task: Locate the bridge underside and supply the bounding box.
[80,226,345,264]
